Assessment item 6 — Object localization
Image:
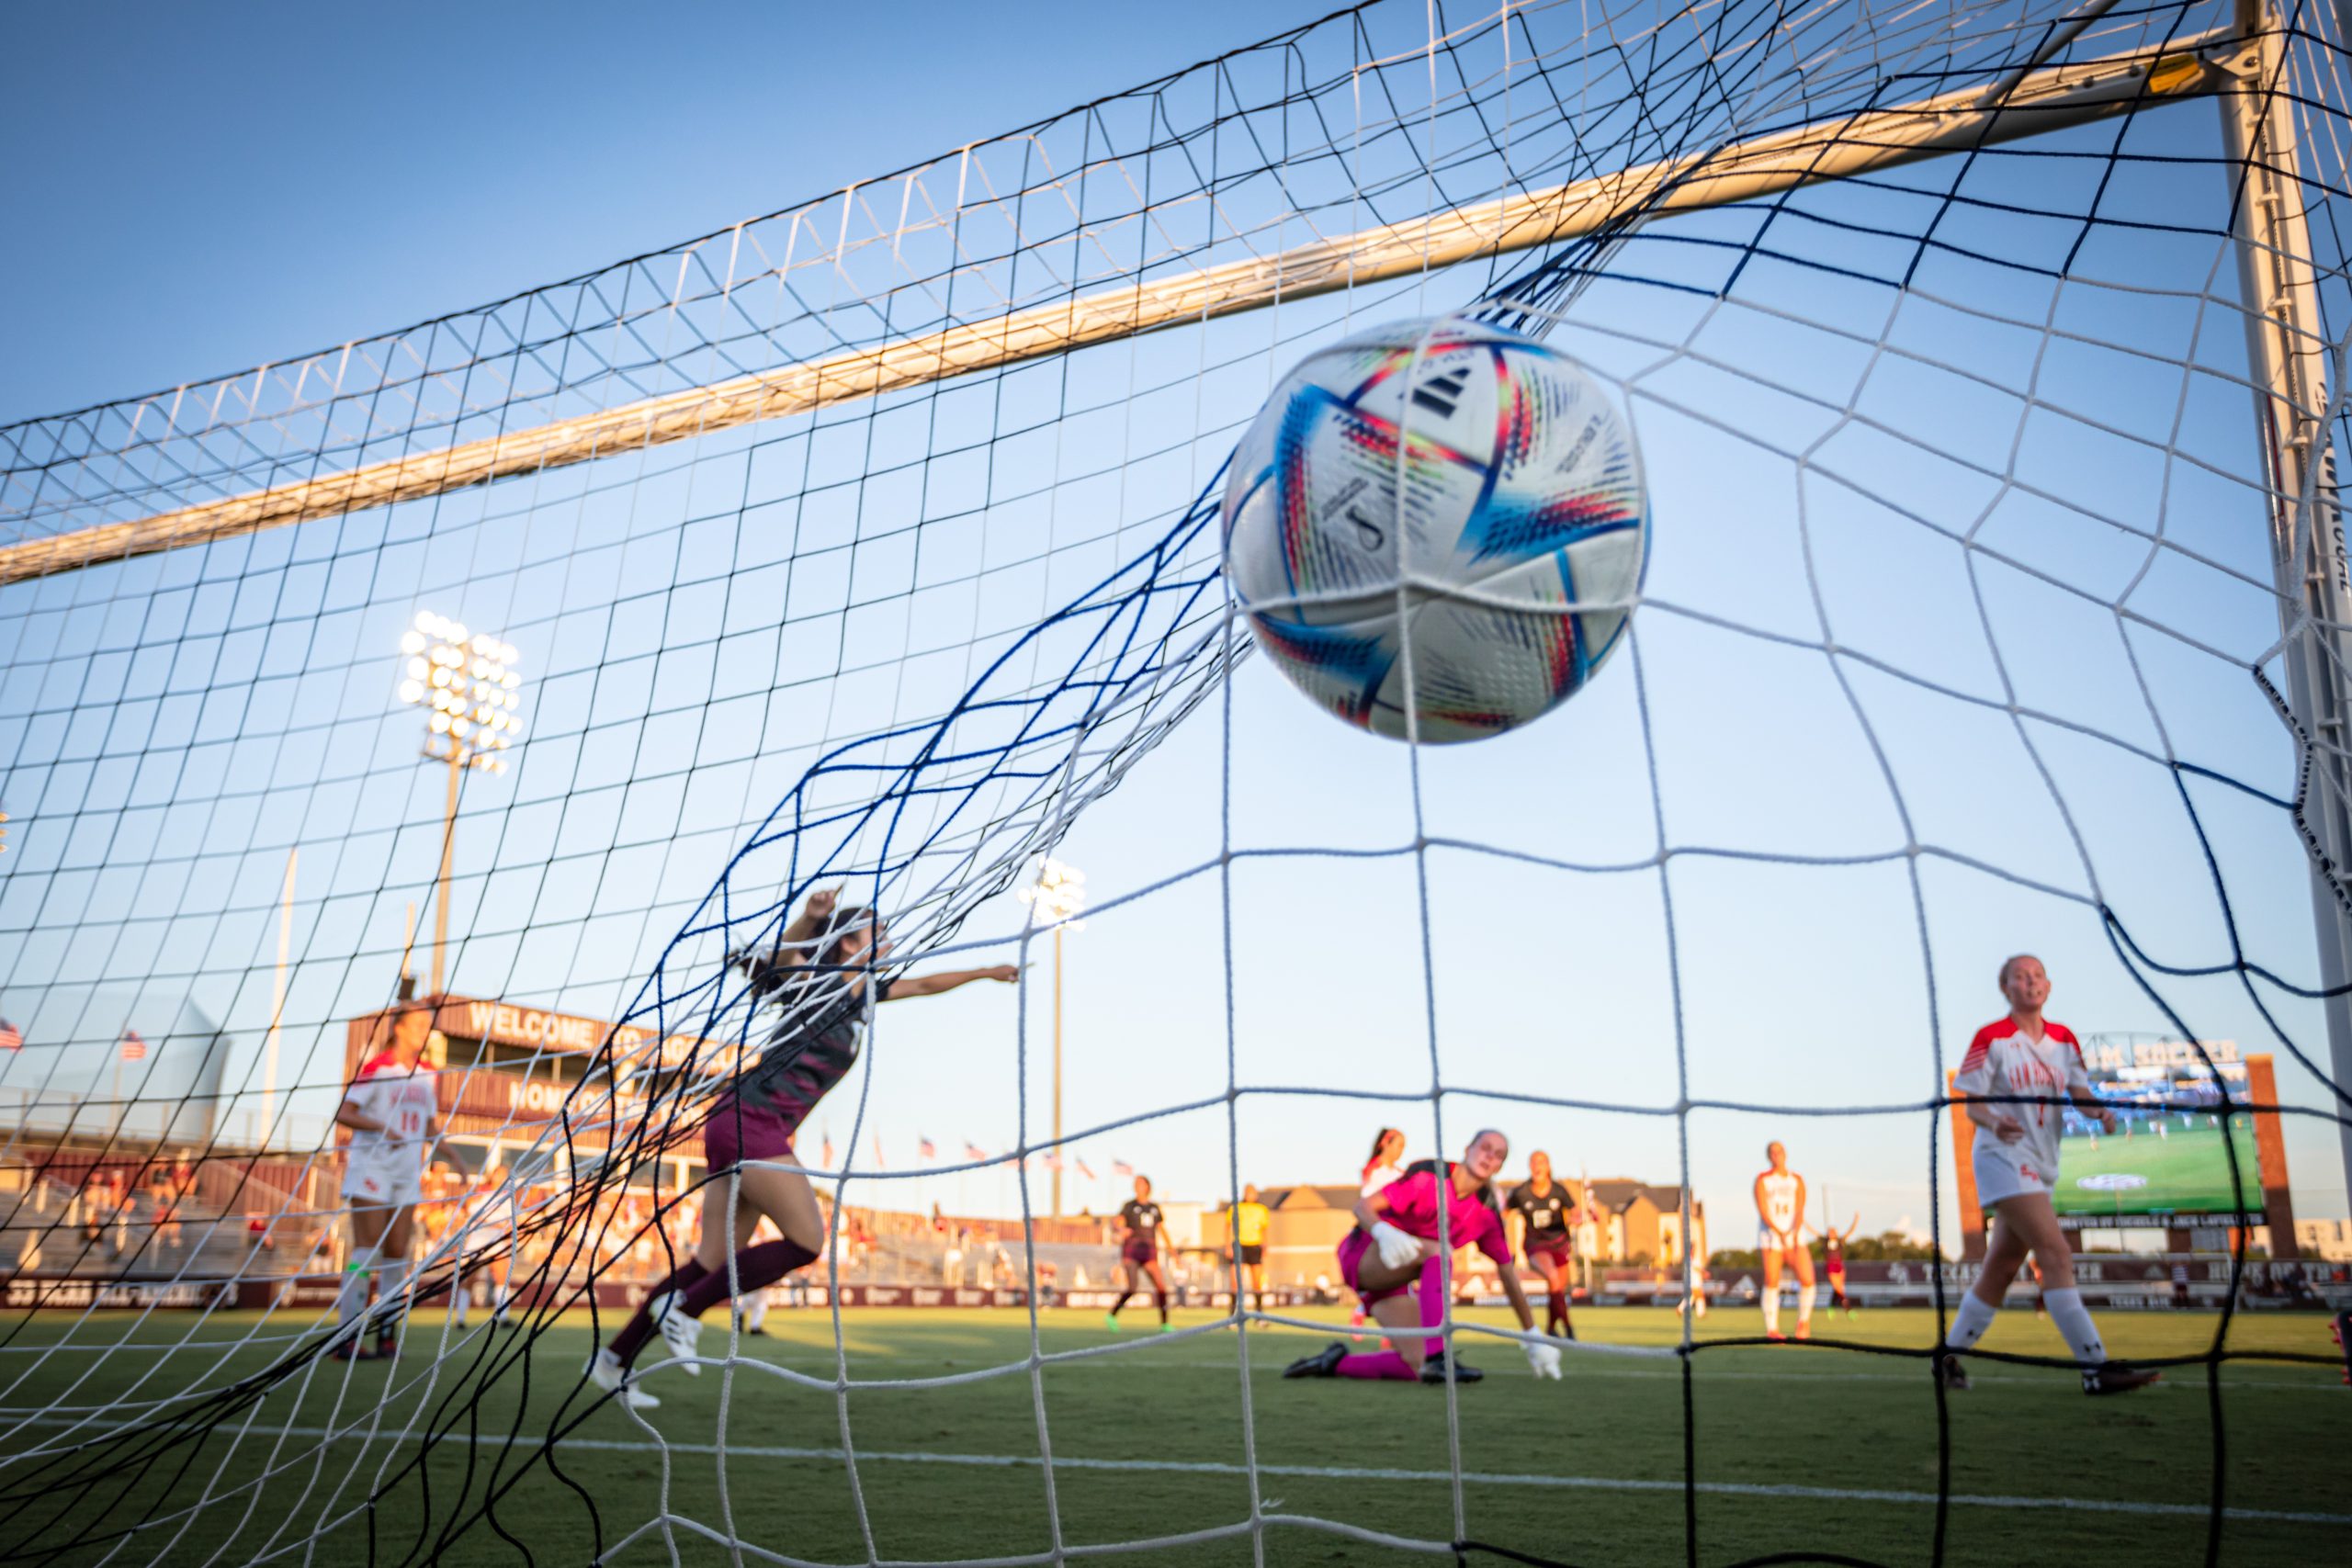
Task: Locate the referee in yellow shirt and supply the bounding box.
[1231,1185,1272,1315]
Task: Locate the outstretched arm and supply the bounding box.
[2065,1084,2116,1130]
[777,886,841,953]
[883,964,1020,999]
[734,886,843,973]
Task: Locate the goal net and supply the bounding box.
[0,0,2347,1562]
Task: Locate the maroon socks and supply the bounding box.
[673,1239,818,1321]
[609,1258,711,1365]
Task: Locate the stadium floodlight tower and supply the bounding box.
[1018,856,1085,1215]
[396,612,526,998]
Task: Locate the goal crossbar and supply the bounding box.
[0,26,2244,587]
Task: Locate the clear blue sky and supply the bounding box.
[3,0,2344,1251]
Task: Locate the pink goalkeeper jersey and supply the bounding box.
[1374,1167,1514,1268]
[1954,1018,2090,1189]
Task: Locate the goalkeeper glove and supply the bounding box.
[1522,1339,1563,1380]
[1369,1220,1422,1270]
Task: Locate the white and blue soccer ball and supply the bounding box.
[1219,317,1648,743]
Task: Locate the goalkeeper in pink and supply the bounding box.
[1943,953,2158,1396]
[1283,1128,1560,1385]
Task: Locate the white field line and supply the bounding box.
[8,1415,2347,1528]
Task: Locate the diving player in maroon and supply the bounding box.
[1506,1151,1581,1338]
[1107,1175,1172,1331]
[1820,1210,1860,1318]
[592,890,1015,1406]
[1944,954,2158,1396]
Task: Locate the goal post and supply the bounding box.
[0,24,2246,589]
[2220,0,2352,1205]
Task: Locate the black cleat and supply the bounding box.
[2083,1360,2160,1396]
[1934,1353,1970,1391]
[328,1339,377,1364]
[1283,1341,1348,1380]
[1420,1349,1484,1384]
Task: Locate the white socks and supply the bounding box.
[1795,1283,1814,1327]
[1949,1291,1996,1350]
[1760,1289,1780,1335]
[335,1265,371,1333]
[2041,1287,2107,1366]
[1949,1282,2106,1366]
[336,1245,380,1334]
[739,1290,768,1333]
[374,1259,412,1335]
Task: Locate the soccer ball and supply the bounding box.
[1219,317,1648,743]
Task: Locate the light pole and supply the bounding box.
[396,612,525,998]
[1017,857,1085,1216]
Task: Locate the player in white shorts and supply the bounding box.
[1944,954,2158,1396]
[1752,1143,1814,1341]
[332,1002,440,1361]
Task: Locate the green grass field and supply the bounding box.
[0,1304,2342,1565]
[2054,1119,2262,1218]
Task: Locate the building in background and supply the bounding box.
[2296,1218,2352,1261]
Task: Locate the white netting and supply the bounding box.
[1,0,2349,1562]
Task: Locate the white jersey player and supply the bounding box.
[331,1002,440,1360]
[1752,1143,1814,1341]
[1943,954,2158,1396]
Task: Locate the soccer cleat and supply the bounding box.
[742,1325,768,1338]
[588,1347,660,1409]
[1159,1323,1175,1335]
[1934,1354,1971,1392]
[1793,1321,1812,1342]
[2083,1361,2160,1396]
[374,1334,399,1362]
[1765,1331,1787,1343]
[1420,1350,1484,1384]
[1283,1341,1348,1379]
[1103,1313,1120,1332]
[650,1292,702,1374]
[327,1339,376,1364]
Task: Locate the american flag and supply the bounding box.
[918,1136,937,1160]
[1043,1151,1065,1173]
[964,1141,988,1162]
[1111,1159,1134,1179]
[1075,1159,1096,1181]
[0,1020,18,1053]
[119,1031,146,1062]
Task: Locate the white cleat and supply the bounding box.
[651,1292,702,1374]
[588,1347,659,1409]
